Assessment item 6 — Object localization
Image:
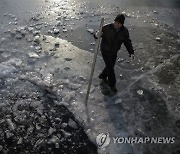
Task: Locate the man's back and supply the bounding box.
[101,23,133,55]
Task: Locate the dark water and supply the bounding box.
[0,79,98,154]
[74,0,180,8]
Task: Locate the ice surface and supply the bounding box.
[0,59,20,78]
[7,58,23,66]
[0,48,5,53]
[1,52,11,58]
[28,52,40,58]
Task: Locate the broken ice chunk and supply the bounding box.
[54,29,60,34]
[1,38,6,42]
[43,73,53,86]
[115,99,122,104]
[137,90,143,95]
[86,29,94,34]
[34,35,41,43]
[28,52,40,58]
[134,128,147,136]
[176,39,180,44]
[64,91,76,102]
[1,52,11,58]
[64,79,70,84]
[62,123,68,128]
[15,33,23,39]
[48,127,55,136]
[67,83,81,90]
[48,30,53,34]
[155,37,161,42]
[27,27,34,32]
[7,58,22,66]
[26,34,34,42]
[153,10,158,14]
[77,76,86,82]
[54,101,69,107]
[117,58,125,62]
[17,137,23,144]
[20,29,27,35]
[68,119,78,129]
[63,29,67,32]
[0,63,17,78]
[56,21,62,26]
[122,11,126,15]
[35,46,42,51]
[90,118,94,121]
[0,145,3,151]
[61,129,71,137]
[55,143,59,148]
[5,131,14,138]
[6,118,15,130]
[36,124,41,130]
[90,42,95,46]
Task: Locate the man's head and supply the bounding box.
[114,14,125,29]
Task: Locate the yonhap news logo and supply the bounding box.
[112,136,175,144]
[96,132,175,149]
[96,132,111,149]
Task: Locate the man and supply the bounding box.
[94,14,134,93]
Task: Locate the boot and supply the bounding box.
[110,86,117,93]
[98,74,108,83]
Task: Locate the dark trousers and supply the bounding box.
[99,52,117,87]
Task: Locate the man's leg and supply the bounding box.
[102,53,117,90]
[99,52,108,80]
[99,67,107,79]
[109,54,118,92]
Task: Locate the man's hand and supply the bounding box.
[129,54,135,60]
[94,30,102,39]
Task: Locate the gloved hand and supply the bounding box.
[129,54,135,60]
[94,30,102,39]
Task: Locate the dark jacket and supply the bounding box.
[100,23,134,55]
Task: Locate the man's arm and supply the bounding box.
[94,26,105,39]
[124,29,134,56]
[94,30,103,39]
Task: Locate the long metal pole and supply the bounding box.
[84,18,104,107]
